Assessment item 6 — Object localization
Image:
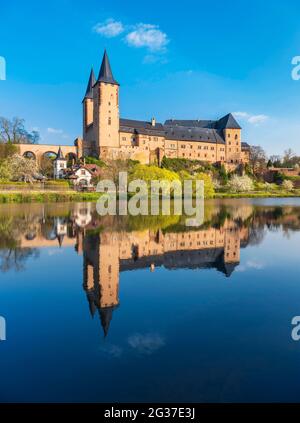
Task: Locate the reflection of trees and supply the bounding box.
[0,202,300,274]
[0,248,39,272]
[0,215,39,272]
[247,226,266,246]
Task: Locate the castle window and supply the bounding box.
[198,146,201,149]
[211,146,214,150]
[108,117,111,125]
[228,134,231,138]
[235,134,238,140]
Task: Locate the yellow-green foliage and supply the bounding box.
[129,164,180,184]
[178,170,215,199]
[129,165,215,198]
[195,173,215,198]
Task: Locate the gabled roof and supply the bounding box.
[120,118,225,144]
[165,114,242,131]
[97,50,119,85]
[120,118,164,131]
[164,119,216,129]
[83,68,95,101]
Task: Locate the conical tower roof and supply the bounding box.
[97,50,119,85]
[83,68,95,100]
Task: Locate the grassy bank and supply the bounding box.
[214,190,300,198]
[0,189,300,203]
[0,191,101,203]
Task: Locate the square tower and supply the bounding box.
[93,51,120,159]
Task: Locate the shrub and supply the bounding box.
[218,164,229,185]
[177,171,215,198]
[85,156,106,168]
[129,164,180,185]
[0,160,12,180]
[228,175,254,192]
[195,172,215,198]
[282,180,294,191]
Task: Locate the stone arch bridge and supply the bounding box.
[18,139,83,163]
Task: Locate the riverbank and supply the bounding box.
[0,191,101,203]
[0,189,300,203]
[214,190,300,198]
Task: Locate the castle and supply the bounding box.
[16,50,250,169]
[80,50,250,169]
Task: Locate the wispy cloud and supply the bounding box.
[99,343,123,358]
[93,18,124,38]
[47,127,70,140]
[93,18,169,60]
[128,333,165,355]
[233,111,269,125]
[236,260,265,272]
[125,24,169,52]
[47,127,63,134]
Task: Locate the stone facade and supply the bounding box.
[80,51,250,169]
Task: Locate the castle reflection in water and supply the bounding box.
[1,200,300,337]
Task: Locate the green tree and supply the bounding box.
[0,160,12,181]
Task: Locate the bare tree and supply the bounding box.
[0,117,40,144]
[249,146,267,175]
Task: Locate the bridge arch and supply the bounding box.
[23,151,36,160]
[43,151,57,160]
[66,152,77,166]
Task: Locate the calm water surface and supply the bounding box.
[0,198,300,403]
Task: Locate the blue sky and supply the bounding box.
[1,0,300,155]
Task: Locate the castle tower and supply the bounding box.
[53,147,67,179]
[83,232,120,338]
[218,113,242,167]
[83,68,95,129]
[93,50,120,159]
[82,69,96,157]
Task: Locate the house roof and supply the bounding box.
[96,50,119,85]
[241,142,251,150]
[119,117,228,144]
[165,113,242,130]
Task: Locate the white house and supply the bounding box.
[53,147,67,179]
[73,167,93,187]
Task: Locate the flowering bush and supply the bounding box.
[282,180,294,191]
[228,175,254,192]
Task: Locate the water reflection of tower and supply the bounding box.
[223,219,241,276]
[83,232,119,337]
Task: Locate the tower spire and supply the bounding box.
[84,68,95,100]
[97,50,119,85]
